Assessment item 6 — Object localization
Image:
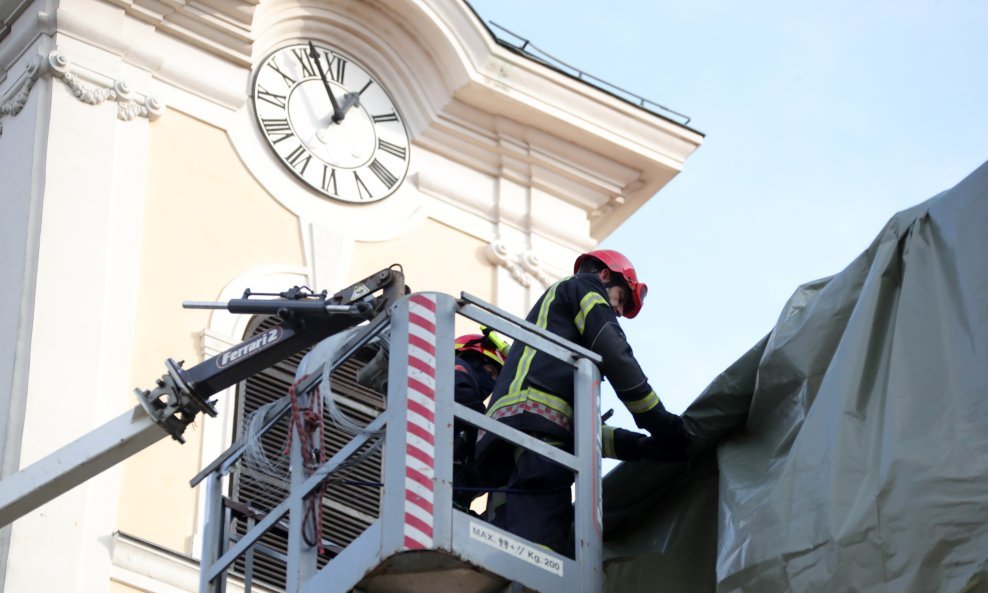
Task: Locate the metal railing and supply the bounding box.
[196,291,604,593]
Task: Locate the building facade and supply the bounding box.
[0,0,701,591]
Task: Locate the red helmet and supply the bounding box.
[454,334,506,366]
[573,249,648,318]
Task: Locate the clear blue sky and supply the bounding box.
[468,1,988,431]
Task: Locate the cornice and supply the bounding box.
[392,0,703,240]
[416,100,634,208]
[0,0,702,257]
[0,0,700,242]
[100,0,698,240]
[103,0,256,66]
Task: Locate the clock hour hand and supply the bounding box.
[338,92,361,116]
[308,41,344,123]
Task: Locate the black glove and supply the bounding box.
[634,402,683,436]
[603,427,683,462]
[638,434,689,463]
[646,411,691,461]
[607,427,648,461]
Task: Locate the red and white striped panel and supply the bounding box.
[403,294,438,550]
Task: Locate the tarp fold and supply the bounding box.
[603,161,988,593]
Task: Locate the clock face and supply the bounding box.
[251,43,410,203]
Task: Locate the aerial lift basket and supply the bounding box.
[195,291,605,593]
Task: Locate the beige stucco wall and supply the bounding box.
[111,108,501,553]
[351,217,495,335]
[352,218,492,296]
[116,109,305,550]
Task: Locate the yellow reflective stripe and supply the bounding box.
[486,386,574,420]
[574,291,609,335]
[601,425,617,459]
[508,346,536,395]
[625,391,661,414]
[508,280,562,394]
[487,391,531,415]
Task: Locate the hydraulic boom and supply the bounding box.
[0,267,405,527]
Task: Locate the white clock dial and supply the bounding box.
[251,43,410,203]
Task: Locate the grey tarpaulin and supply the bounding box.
[602,160,988,593]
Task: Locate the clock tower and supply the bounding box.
[0,1,702,590]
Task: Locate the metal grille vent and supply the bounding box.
[228,316,387,591]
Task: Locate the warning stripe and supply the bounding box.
[403,294,437,550]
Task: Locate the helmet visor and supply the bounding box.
[623,282,648,318]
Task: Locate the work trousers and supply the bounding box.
[485,444,574,554]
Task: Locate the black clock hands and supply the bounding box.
[338,91,361,116]
[253,43,410,202]
[309,41,345,123]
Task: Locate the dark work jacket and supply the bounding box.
[453,354,495,467]
[481,273,667,447]
[454,354,495,414]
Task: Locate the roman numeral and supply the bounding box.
[266,61,296,87]
[377,139,406,160]
[321,165,337,194]
[326,53,347,83]
[256,86,287,109]
[372,112,398,123]
[354,171,373,200]
[261,118,293,144]
[368,159,398,189]
[286,145,312,175]
[292,48,317,78]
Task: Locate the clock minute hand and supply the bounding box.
[308,42,344,123]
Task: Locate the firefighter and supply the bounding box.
[477,249,690,553]
[453,332,506,414]
[452,332,507,510]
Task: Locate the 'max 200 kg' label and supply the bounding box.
[469,521,564,577]
[217,328,283,368]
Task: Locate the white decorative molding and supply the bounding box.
[485,238,529,287]
[520,250,552,286]
[0,51,43,136]
[46,50,166,121]
[0,49,167,135]
[484,239,559,288]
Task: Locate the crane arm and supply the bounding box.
[0,266,405,527]
[0,405,162,526]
